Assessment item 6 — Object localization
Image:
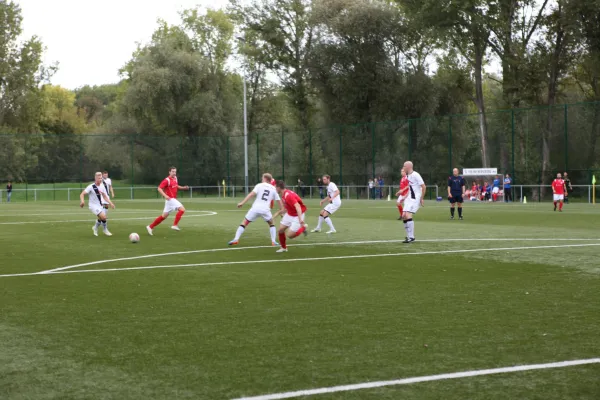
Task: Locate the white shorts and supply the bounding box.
[404,197,421,214]
[163,198,183,214]
[89,205,104,216]
[553,194,564,201]
[397,195,406,205]
[245,208,273,222]
[281,213,305,232]
[324,202,341,215]
[492,187,500,194]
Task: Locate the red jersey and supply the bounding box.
[282,189,306,217]
[271,179,276,186]
[552,179,565,195]
[400,176,409,194]
[159,176,179,198]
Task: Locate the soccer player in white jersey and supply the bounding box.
[79,172,115,236]
[228,173,284,246]
[402,161,426,243]
[101,171,115,230]
[311,174,340,233]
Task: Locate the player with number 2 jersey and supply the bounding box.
[229,173,283,246]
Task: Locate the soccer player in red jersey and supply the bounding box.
[146,167,189,235]
[551,173,566,212]
[395,167,409,220]
[273,181,308,253]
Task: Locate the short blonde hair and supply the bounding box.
[263,173,273,182]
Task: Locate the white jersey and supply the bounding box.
[251,183,280,211]
[327,182,341,205]
[101,178,112,204]
[407,171,425,199]
[85,183,108,208]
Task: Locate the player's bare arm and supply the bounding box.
[157,187,170,201]
[102,192,115,209]
[79,190,87,208]
[237,192,256,208]
[295,203,304,225]
[421,184,426,206]
[177,185,189,190]
[110,186,115,198]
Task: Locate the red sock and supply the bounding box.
[294,225,306,238]
[278,232,287,249]
[554,201,557,207]
[397,205,403,215]
[174,210,185,226]
[150,215,165,229]
[559,202,563,210]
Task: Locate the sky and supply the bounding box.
[18,0,228,89]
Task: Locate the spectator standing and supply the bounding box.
[317,178,325,199]
[6,181,12,203]
[373,178,380,200]
[378,176,384,199]
[563,172,572,203]
[504,174,513,202]
[492,175,501,201]
[297,179,306,198]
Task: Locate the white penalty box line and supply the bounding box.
[0,240,599,278]
[232,358,600,400]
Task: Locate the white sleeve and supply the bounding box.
[252,184,260,194]
[331,183,339,193]
[85,184,93,194]
[415,173,425,185]
[274,191,281,201]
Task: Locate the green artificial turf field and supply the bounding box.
[1,199,599,399]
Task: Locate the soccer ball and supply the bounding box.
[129,233,140,243]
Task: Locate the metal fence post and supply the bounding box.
[448,116,453,175]
[564,104,568,171]
[511,109,515,182]
[282,129,285,181]
[339,126,343,187]
[256,132,259,183]
[130,136,135,200]
[308,129,313,185]
[371,123,375,180]
[227,136,231,197]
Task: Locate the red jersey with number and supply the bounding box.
[399,177,409,196]
[159,176,179,198]
[552,179,565,195]
[282,189,306,216]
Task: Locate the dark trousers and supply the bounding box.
[505,188,512,202]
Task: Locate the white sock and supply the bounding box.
[407,220,415,238]
[317,216,324,229]
[234,225,245,241]
[403,220,409,237]
[95,220,101,228]
[269,226,277,242]
[101,221,107,230]
[325,216,335,230]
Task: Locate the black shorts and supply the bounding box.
[449,194,463,204]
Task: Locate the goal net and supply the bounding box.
[461,168,505,202]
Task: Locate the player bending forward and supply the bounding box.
[273,181,308,253]
[402,161,426,243]
[311,174,340,233]
[395,167,409,220]
[552,173,566,212]
[146,167,189,235]
[229,173,284,246]
[80,172,115,236]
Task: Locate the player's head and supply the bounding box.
[401,167,406,177]
[556,172,562,179]
[169,167,177,177]
[453,168,459,176]
[275,180,286,194]
[564,172,568,177]
[506,173,510,178]
[102,171,108,179]
[94,172,103,184]
[403,161,414,174]
[262,173,273,183]
[322,175,331,184]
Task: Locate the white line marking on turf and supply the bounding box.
[231,358,600,400]
[0,211,217,225]
[0,210,212,217]
[39,238,600,274]
[1,242,598,278]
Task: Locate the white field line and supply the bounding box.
[40,238,600,274]
[1,242,598,279]
[232,358,600,400]
[0,210,212,217]
[0,211,217,225]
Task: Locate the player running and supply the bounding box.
[146,167,189,235]
[552,173,566,212]
[273,181,308,253]
[311,174,340,234]
[80,172,115,237]
[448,168,466,220]
[395,167,408,220]
[228,173,284,246]
[402,161,426,243]
[270,177,277,209]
